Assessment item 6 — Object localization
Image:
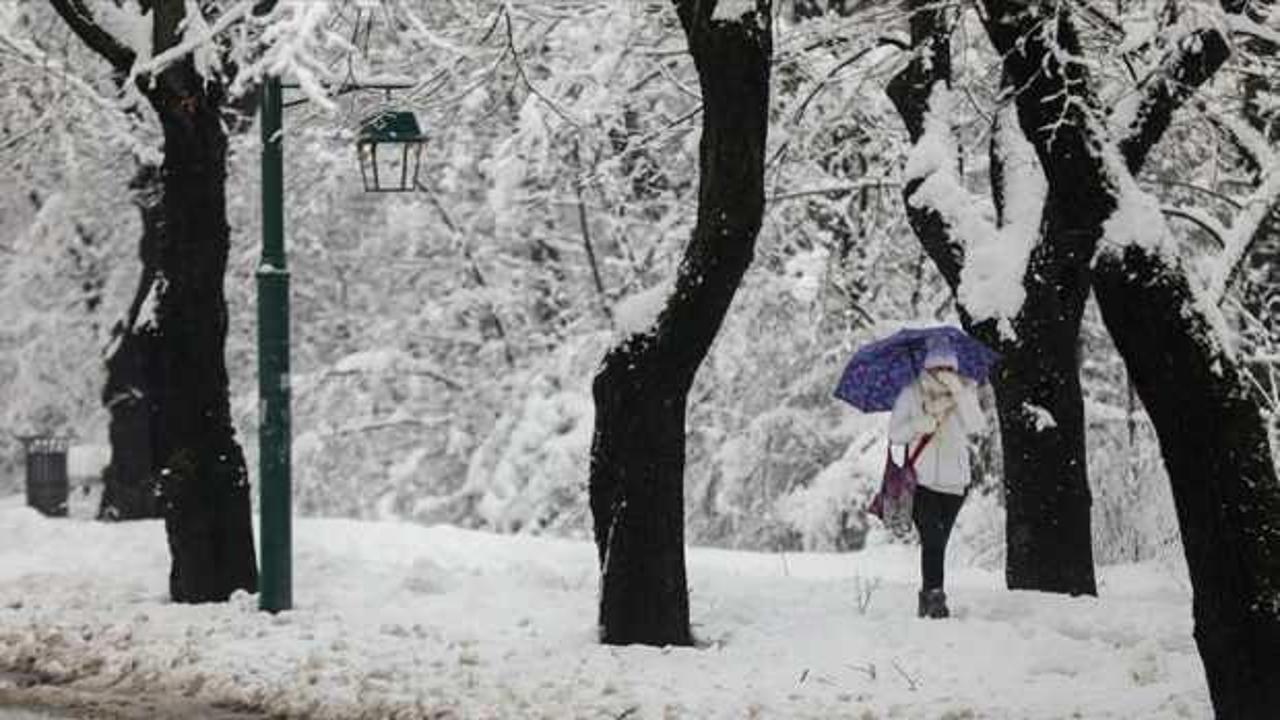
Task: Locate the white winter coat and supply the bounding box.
[887,371,985,495]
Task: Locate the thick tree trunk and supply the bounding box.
[49,0,258,602]
[146,62,257,603]
[589,0,771,646]
[979,4,1238,596]
[1094,247,1280,718]
[98,165,162,521]
[1090,14,1280,711]
[991,104,1096,594]
[900,1,1280,710]
[984,1,1280,711]
[591,374,693,646]
[982,6,1128,596]
[889,2,1097,595]
[989,308,1093,594]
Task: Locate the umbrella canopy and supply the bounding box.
[834,325,1000,412]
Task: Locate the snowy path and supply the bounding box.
[0,676,264,719]
[0,498,1207,718]
[0,700,63,718]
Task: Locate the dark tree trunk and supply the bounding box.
[145,58,258,603]
[98,165,163,521]
[978,0,1237,603]
[1094,247,1280,718]
[589,0,771,646]
[1090,11,1280,711]
[591,380,693,646]
[50,0,259,602]
[896,0,1280,711]
[888,2,1097,595]
[983,0,1280,712]
[991,96,1097,594]
[980,5,1130,597]
[987,304,1094,594]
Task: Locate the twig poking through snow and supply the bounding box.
[891,660,919,691]
[852,574,882,615]
[847,662,877,681]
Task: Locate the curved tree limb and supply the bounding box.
[46,0,136,72]
[1116,28,1231,174]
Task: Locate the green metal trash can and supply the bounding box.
[20,436,70,517]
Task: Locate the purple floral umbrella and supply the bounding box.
[834,325,1000,412]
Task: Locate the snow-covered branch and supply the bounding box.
[0,19,157,162]
[1112,21,1230,172]
[1211,110,1276,172]
[1209,161,1280,302]
[901,85,994,285]
[46,0,138,70]
[958,102,1045,337]
[1162,205,1229,246]
[230,1,342,109]
[1227,12,1280,46]
[127,0,255,87]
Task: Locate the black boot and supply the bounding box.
[918,588,949,619]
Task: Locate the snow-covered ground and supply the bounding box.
[0,496,1208,718]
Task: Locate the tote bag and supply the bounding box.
[867,433,933,535]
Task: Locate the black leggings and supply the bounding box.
[912,486,965,591]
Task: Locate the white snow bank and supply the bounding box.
[0,497,1208,718]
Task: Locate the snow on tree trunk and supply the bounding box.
[589,0,771,646]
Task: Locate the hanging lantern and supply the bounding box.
[356,110,425,192]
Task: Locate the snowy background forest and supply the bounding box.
[2,0,1277,572]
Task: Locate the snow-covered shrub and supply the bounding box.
[775,428,882,551]
[463,376,595,537]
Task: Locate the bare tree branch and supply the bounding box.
[1115,28,1231,172]
[46,0,136,71]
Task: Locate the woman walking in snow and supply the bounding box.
[888,339,985,619]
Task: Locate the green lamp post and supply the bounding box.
[258,73,291,613]
[256,72,423,614]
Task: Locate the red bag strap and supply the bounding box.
[906,432,934,467]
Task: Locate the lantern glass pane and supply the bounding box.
[409,144,423,190]
[365,141,417,192]
[399,144,410,189]
[357,143,376,192]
